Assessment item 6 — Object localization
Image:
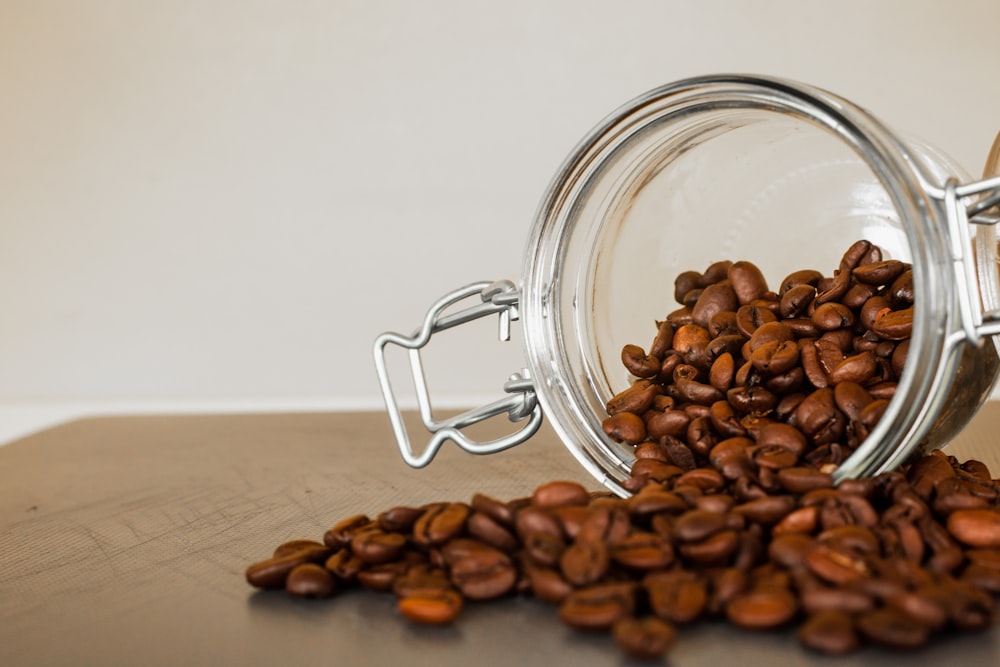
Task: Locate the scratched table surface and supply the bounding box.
[2,408,1000,666]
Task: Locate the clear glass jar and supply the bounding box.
[375,74,1000,497]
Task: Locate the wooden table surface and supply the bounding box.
[2,407,1000,666]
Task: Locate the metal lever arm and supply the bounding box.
[373,280,542,468]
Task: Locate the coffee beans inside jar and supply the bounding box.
[247,241,1000,660]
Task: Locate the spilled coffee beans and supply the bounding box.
[247,242,1000,660]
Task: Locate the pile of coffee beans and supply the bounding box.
[246,242,1000,660]
[246,457,1000,659]
[605,239,913,492]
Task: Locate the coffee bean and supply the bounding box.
[612,616,676,660]
[725,587,798,629]
[398,588,463,625]
[645,571,708,623]
[558,582,637,630]
[285,563,337,599]
[798,610,859,655]
[857,607,930,649]
[560,539,611,586]
[532,480,591,509]
[947,509,1000,548]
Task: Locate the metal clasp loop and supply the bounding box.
[941,174,1000,347]
[373,280,542,468]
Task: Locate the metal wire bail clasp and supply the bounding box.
[941,130,1000,348]
[373,280,543,468]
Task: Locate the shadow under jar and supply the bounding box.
[375,74,1000,497]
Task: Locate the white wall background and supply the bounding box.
[1,0,999,443]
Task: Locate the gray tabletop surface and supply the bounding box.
[2,407,1000,666]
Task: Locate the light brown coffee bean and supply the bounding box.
[398,588,464,625]
[725,587,798,629]
[532,480,591,509]
[947,509,1000,548]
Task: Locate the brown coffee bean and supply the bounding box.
[779,269,823,294]
[673,324,713,368]
[621,344,661,379]
[532,480,591,509]
[323,514,372,549]
[772,506,820,534]
[611,532,674,570]
[673,467,725,493]
[558,582,637,630]
[471,493,515,527]
[857,607,930,649]
[645,571,708,624]
[733,495,796,525]
[602,411,647,444]
[645,409,690,441]
[852,259,907,286]
[246,547,331,590]
[272,539,328,559]
[674,270,702,303]
[805,544,870,585]
[678,530,740,564]
[467,511,519,552]
[947,509,1000,548]
[794,388,845,445]
[560,539,611,586]
[413,502,470,546]
[872,305,913,340]
[725,587,798,629]
[612,616,676,660]
[750,339,799,375]
[285,563,337,598]
[449,548,518,600]
[735,303,778,338]
[377,506,424,533]
[606,380,660,416]
[398,588,464,625]
[811,302,855,331]
[798,610,859,655]
[692,282,739,329]
[778,283,816,318]
[828,351,876,385]
[352,529,407,564]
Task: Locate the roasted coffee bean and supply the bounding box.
[606,380,659,416]
[798,610,859,655]
[611,532,674,570]
[272,539,328,559]
[602,411,647,444]
[467,511,519,552]
[947,509,1000,548]
[352,529,407,564]
[558,582,637,630]
[286,563,337,599]
[725,587,798,629]
[857,607,930,649]
[323,514,371,549]
[560,539,611,586]
[645,571,708,624]
[621,344,661,379]
[532,480,591,509]
[377,506,424,533]
[398,588,464,625]
[413,502,470,546]
[449,547,518,600]
[246,546,331,590]
[612,616,676,660]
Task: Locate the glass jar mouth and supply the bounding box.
[520,74,959,495]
